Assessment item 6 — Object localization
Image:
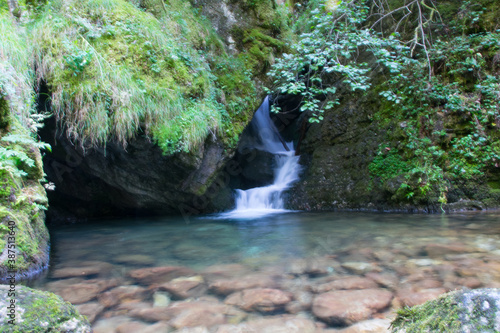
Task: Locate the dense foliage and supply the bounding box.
[2,0,291,155]
[269,0,500,207]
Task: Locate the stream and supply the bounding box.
[25,211,500,332]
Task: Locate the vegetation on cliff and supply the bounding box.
[0,10,50,278]
[270,0,500,209]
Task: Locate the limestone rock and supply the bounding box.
[0,285,91,333]
[313,289,393,326]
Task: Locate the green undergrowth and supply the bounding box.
[30,0,260,154]
[268,0,500,207]
[372,30,500,206]
[0,11,50,276]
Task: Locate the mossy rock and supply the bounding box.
[391,288,500,332]
[0,285,91,332]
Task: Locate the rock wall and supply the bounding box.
[40,0,292,222]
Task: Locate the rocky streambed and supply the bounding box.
[25,212,500,332]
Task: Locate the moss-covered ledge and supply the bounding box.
[0,10,50,280]
[391,288,500,332]
[0,285,91,332]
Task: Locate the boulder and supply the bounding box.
[312,289,393,326]
[0,285,91,332]
[391,288,500,332]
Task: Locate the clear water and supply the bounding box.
[24,211,500,331]
[27,211,500,285]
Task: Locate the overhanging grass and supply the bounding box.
[31,0,226,153]
[0,10,34,127]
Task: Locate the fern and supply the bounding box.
[1,133,52,152]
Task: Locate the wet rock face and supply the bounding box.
[0,285,91,333]
[287,91,387,211]
[41,118,232,222]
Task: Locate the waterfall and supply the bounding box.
[221,97,301,218]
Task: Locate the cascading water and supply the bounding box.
[221,97,301,218]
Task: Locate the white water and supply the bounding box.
[221,97,301,219]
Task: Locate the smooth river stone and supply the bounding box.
[128,266,196,285]
[396,287,447,307]
[116,321,171,333]
[130,300,244,328]
[58,278,120,304]
[52,266,103,279]
[158,275,207,299]
[425,243,474,258]
[365,273,399,289]
[313,276,379,293]
[214,316,317,333]
[209,274,278,295]
[201,264,250,280]
[224,288,293,313]
[341,262,380,275]
[338,318,392,333]
[312,289,393,326]
[75,302,105,323]
[97,285,151,308]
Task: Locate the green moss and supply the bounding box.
[391,292,462,332]
[0,285,91,332]
[29,0,264,154]
[392,289,500,332]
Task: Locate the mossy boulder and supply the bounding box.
[391,288,500,332]
[0,285,91,332]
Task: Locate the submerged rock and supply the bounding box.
[390,288,500,332]
[209,274,278,295]
[313,289,393,326]
[224,288,293,313]
[128,266,196,285]
[0,285,91,332]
